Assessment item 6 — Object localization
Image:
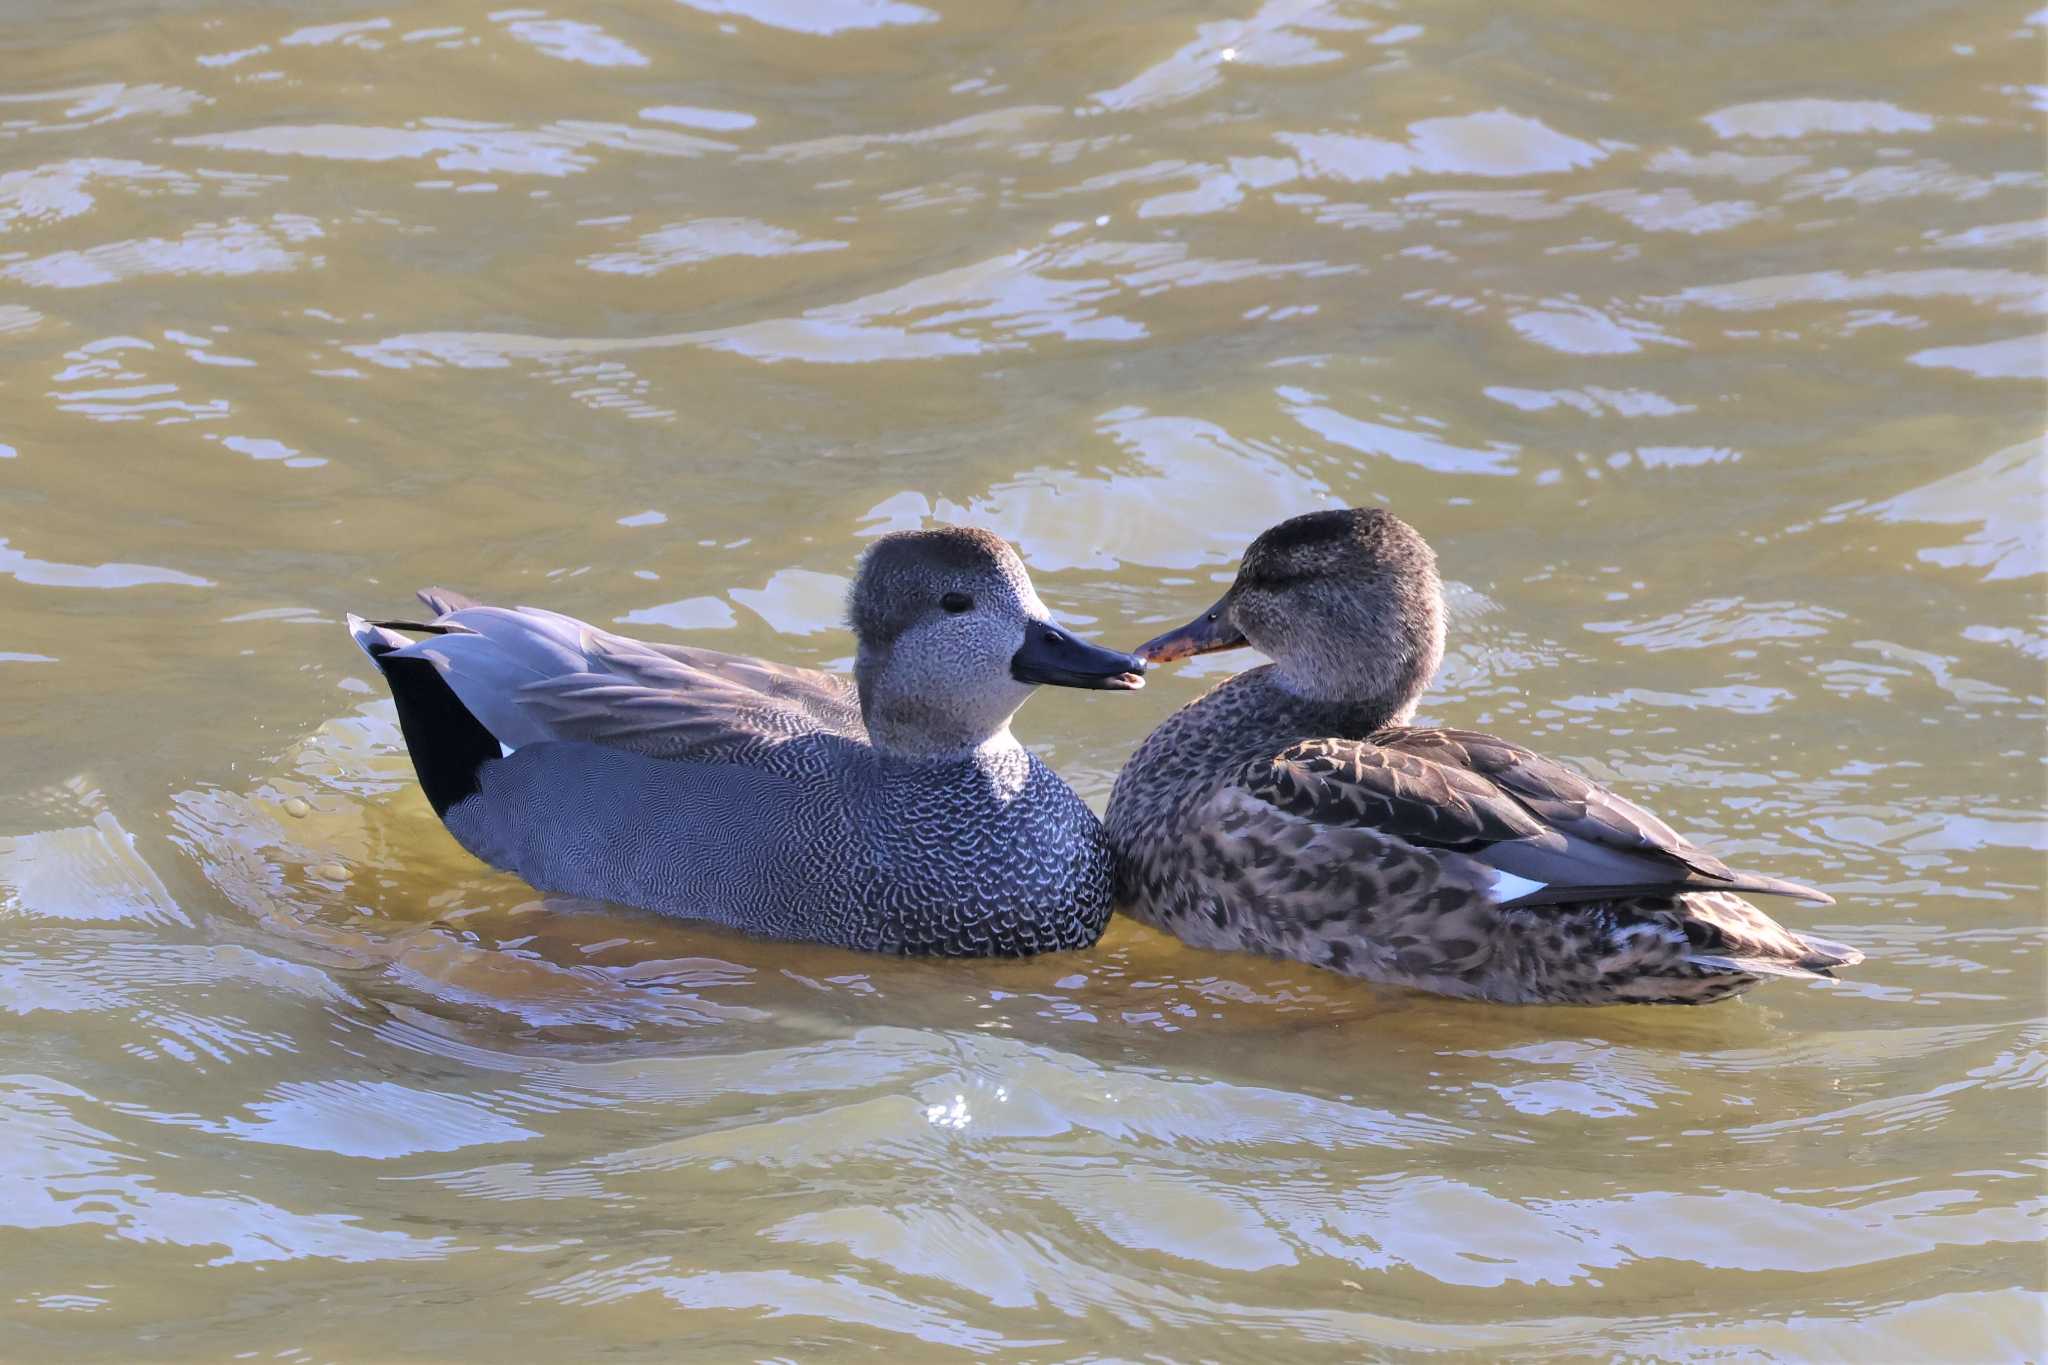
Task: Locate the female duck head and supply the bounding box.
[848,527,1145,759]
[1136,508,1445,721]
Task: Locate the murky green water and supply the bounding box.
[3,0,2044,1357]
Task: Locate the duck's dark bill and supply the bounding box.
[1012,622,1148,691]
[1135,596,1249,664]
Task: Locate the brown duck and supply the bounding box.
[1105,508,1861,1005]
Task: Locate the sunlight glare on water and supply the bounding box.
[0,0,2043,1357]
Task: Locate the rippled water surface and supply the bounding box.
[3,0,2045,1357]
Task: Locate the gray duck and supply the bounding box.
[1105,508,1861,1005]
[348,527,1145,956]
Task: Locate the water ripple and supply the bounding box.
[0,0,2041,1351]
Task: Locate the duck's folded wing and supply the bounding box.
[380,598,863,760]
[512,665,852,759]
[1242,732,1833,906]
[1187,780,1503,978]
[577,629,864,737]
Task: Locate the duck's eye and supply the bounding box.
[941,592,974,614]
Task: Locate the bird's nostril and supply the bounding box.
[1044,630,1061,645]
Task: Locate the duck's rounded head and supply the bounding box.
[849,527,1145,758]
[1137,507,1445,718]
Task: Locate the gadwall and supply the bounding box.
[348,528,1145,956]
[1106,508,1860,1005]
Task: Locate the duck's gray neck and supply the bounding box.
[1267,659,1424,724]
[1225,666,1408,744]
[855,644,1031,762]
[1110,664,1402,843]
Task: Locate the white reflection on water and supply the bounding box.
[1569,185,1767,235]
[0,82,207,130]
[1554,684,1789,716]
[349,236,1353,370]
[1655,267,2047,316]
[537,1259,1005,1350]
[4,214,321,288]
[211,1078,540,1158]
[1868,439,2046,581]
[1647,146,1810,184]
[1508,303,1689,356]
[579,218,845,276]
[1782,157,2038,208]
[1088,0,1348,115]
[1280,389,1519,476]
[214,434,325,468]
[762,104,1060,163]
[177,120,728,178]
[730,568,850,634]
[1486,385,1690,416]
[1703,99,1936,140]
[1280,112,1609,183]
[1910,333,2046,380]
[673,0,936,37]
[0,1077,455,1265]
[0,813,188,926]
[881,409,1328,573]
[46,333,239,426]
[616,596,739,632]
[278,17,391,48]
[0,538,211,588]
[640,104,757,132]
[1,159,196,231]
[1584,598,1842,652]
[500,16,650,68]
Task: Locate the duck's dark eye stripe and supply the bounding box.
[941,592,974,614]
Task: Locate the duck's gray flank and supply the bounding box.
[349,527,1144,957]
[1106,507,1861,1005]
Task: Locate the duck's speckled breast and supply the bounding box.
[864,744,1113,957]
[1106,668,1390,929]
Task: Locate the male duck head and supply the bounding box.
[849,527,1145,758]
[1136,508,1445,725]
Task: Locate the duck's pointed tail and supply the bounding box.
[417,585,483,618]
[1785,931,1863,977]
[347,613,503,817]
[1699,866,1836,905]
[1674,894,1863,988]
[347,614,415,660]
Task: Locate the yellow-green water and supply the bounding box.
[2,0,2044,1358]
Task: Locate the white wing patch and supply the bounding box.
[499,742,515,758]
[1489,869,1549,904]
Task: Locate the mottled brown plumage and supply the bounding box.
[1106,508,1862,1006]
